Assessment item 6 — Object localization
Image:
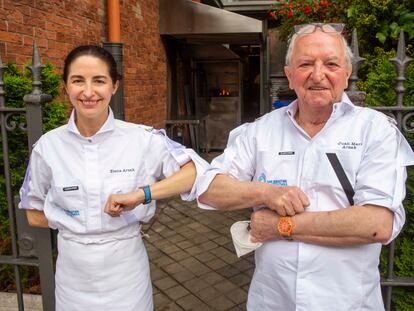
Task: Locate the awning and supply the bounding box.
[159,0,263,45]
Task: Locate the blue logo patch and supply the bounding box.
[257,173,287,186]
[63,209,80,217]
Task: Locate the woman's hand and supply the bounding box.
[104,190,144,217]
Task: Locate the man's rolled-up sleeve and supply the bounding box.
[197,123,257,210]
[354,121,414,243]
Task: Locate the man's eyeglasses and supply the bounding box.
[293,23,345,35]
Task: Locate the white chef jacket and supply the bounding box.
[19,108,206,236]
[198,93,414,311]
[19,108,208,310]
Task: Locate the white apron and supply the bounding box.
[55,226,153,311]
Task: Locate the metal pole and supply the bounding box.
[103,42,124,120]
[23,43,55,311]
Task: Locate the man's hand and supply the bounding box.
[104,190,143,217]
[263,184,309,216]
[250,209,280,243]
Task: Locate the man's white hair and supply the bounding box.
[285,24,354,67]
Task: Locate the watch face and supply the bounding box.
[278,217,293,236]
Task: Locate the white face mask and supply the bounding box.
[230,221,262,258]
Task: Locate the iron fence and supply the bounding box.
[342,29,414,311]
[0,44,55,311]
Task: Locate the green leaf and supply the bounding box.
[376,32,387,44]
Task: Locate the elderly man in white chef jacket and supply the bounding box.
[198,23,414,311]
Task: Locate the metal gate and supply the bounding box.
[0,44,55,311]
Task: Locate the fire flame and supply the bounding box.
[219,88,231,96]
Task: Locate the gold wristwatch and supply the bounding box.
[277,216,294,240]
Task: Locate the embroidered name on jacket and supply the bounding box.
[110,168,135,173]
[257,173,287,186]
[337,141,362,150]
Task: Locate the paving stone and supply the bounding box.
[220,252,239,265]
[154,292,171,308]
[206,295,236,311]
[201,271,225,285]
[195,286,222,303]
[163,262,185,275]
[184,245,204,256]
[172,269,196,283]
[229,273,252,287]
[153,276,179,291]
[145,229,163,241]
[189,235,209,244]
[226,288,247,304]
[223,241,237,252]
[176,294,210,311]
[146,248,164,259]
[150,265,168,281]
[217,265,241,278]
[154,237,175,249]
[165,234,187,243]
[245,267,255,277]
[159,244,182,256]
[157,213,174,223]
[169,250,192,261]
[214,279,238,294]
[164,285,190,300]
[183,277,210,292]
[179,229,197,239]
[232,259,254,272]
[179,257,211,276]
[209,246,233,257]
[199,240,218,251]
[204,230,222,240]
[156,302,185,311]
[205,258,228,270]
[152,255,175,267]
[194,251,217,263]
[159,228,177,238]
[213,235,232,245]
[177,240,193,250]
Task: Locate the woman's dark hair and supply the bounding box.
[63,45,122,84]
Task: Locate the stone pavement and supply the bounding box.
[142,197,254,311]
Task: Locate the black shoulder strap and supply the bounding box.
[326,153,355,206]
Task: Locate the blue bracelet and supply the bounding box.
[142,185,152,204]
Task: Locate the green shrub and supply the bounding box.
[357,47,398,107]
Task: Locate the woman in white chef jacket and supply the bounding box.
[19,45,208,311]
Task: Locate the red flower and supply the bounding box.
[319,0,329,8]
[304,5,312,15]
[287,10,293,18]
[269,11,276,18]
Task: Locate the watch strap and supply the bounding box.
[141,185,152,204]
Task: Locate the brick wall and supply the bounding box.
[0,0,167,128]
[121,0,167,128]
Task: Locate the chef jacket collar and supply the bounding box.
[66,107,116,141]
[286,92,355,121]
